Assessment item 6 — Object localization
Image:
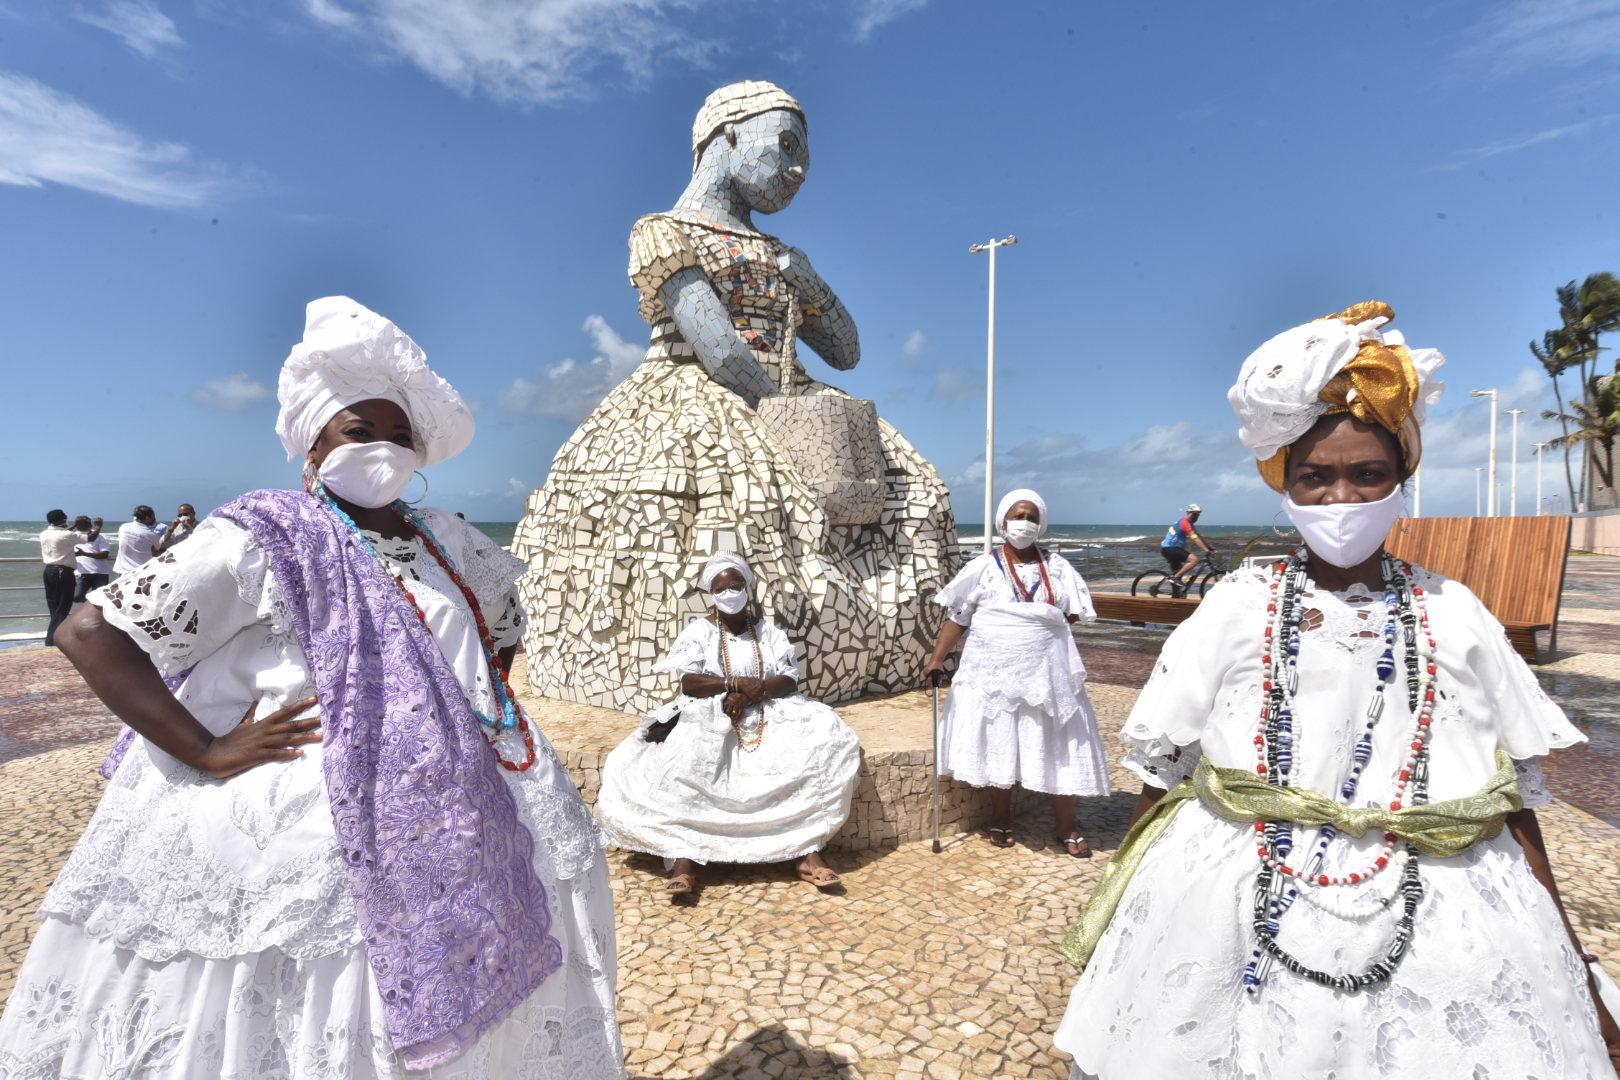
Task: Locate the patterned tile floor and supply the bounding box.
[1,558,1617,1077]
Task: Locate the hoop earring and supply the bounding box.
[1270,509,1293,539]
[302,461,317,494]
[403,470,429,505]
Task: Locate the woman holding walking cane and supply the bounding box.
[922,488,1111,855]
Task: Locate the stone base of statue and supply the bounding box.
[512,352,957,714]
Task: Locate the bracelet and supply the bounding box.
[1579,950,1600,965]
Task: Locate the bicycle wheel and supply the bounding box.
[1199,570,1224,597]
[1132,569,1171,597]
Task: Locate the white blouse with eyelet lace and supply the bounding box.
[0,508,625,1079]
[1055,562,1612,1080]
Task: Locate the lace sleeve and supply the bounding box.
[652,617,713,676]
[762,621,802,681]
[1123,741,1203,790]
[90,518,265,678]
[934,554,989,628]
[422,508,530,631]
[1513,757,1554,810]
[487,588,527,651]
[1050,555,1097,623]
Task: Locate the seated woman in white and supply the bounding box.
[595,552,862,898]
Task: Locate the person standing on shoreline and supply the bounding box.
[71,515,111,602]
[112,505,163,576]
[923,488,1112,856]
[155,502,199,553]
[38,508,79,646]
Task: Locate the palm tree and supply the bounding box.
[1554,273,1620,507]
[1530,327,1580,507]
[1543,375,1620,510]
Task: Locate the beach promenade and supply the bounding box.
[1,558,1616,1077]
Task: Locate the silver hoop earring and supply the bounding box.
[404,470,429,505]
[1270,510,1293,538]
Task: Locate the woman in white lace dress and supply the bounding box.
[595,552,861,898]
[0,298,624,1079]
[923,489,1112,856]
[1055,303,1619,1078]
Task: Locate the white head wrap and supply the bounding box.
[1227,308,1445,465]
[996,488,1048,537]
[274,296,476,467]
[691,80,804,171]
[698,551,755,591]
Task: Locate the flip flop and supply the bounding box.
[798,865,843,889]
[986,826,1015,848]
[665,871,697,896]
[1062,834,1092,859]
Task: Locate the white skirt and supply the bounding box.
[0,854,622,1080]
[595,694,861,864]
[937,681,1112,797]
[1054,802,1616,1079]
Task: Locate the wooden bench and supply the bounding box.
[1092,592,1203,627]
[1382,515,1571,662]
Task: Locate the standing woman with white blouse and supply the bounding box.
[1054,302,1618,1078]
[923,489,1112,856]
[0,298,625,1078]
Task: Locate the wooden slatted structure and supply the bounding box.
[1091,592,1203,626]
[1382,515,1571,661]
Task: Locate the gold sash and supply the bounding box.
[1059,752,1522,968]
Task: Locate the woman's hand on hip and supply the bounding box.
[195,696,322,780]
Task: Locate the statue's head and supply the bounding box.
[692,80,808,215]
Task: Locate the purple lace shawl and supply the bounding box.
[98,489,562,1068]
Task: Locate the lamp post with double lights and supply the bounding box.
[969,234,1019,553]
[1471,388,1499,517]
[1505,408,1524,516]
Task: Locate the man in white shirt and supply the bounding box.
[39,509,80,646]
[72,515,112,602]
[156,502,198,554]
[114,506,164,577]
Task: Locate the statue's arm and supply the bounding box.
[660,267,777,406]
[778,247,859,371]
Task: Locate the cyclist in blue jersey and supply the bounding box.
[1159,503,1214,597]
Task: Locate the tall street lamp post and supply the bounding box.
[969,234,1018,553]
[1471,388,1498,517]
[1475,467,1483,517]
[1534,441,1547,516]
[1505,408,1524,517]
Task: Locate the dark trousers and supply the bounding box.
[43,565,76,647]
[75,572,109,603]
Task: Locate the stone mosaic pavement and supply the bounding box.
[1,558,1617,1076]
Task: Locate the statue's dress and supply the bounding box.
[514,211,957,712]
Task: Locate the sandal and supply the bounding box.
[665,871,697,896]
[986,826,1015,849]
[797,865,843,889]
[1062,834,1092,859]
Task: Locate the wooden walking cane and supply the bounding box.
[930,678,942,854]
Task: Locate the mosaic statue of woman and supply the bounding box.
[514,81,957,713]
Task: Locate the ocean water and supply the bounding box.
[0,519,1291,643]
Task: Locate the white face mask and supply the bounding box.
[317,441,419,508]
[1002,519,1041,550]
[1283,486,1406,569]
[711,587,749,615]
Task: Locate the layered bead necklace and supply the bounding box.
[318,486,538,772]
[1242,551,1437,993]
[716,616,768,752]
[992,545,1055,604]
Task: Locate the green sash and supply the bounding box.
[1059,751,1522,968]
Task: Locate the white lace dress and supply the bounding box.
[1054,563,1615,1080]
[0,510,625,1080]
[934,552,1112,796]
[594,617,862,865]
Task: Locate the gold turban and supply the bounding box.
[690,81,805,172]
[1247,302,1443,492]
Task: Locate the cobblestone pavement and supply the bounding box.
[2,560,1617,1076]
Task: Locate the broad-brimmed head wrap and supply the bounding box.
[691,80,805,172]
[275,296,475,467]
[1227,301,1446,492]
[996,488,1049,537]
[699,551,755,591]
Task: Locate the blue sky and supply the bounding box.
[2,0,1617,525]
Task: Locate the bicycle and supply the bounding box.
[1132,550,1228,599]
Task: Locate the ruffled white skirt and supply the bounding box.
[937,682,1112,797]
[596,694,861,864]
[1054,802,1617,1079]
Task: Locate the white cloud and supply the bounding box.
[852,0,927,41]
[506,477,530,497]
[296,0,723,105]
[901,329,928,358]
[502,314,643,419]
[193,372,273,410]
[0,71,237,208]
[927,366,984,405]
[73,1,182,58]
[1433,115,1618,171]
[1461,0,1620,76]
